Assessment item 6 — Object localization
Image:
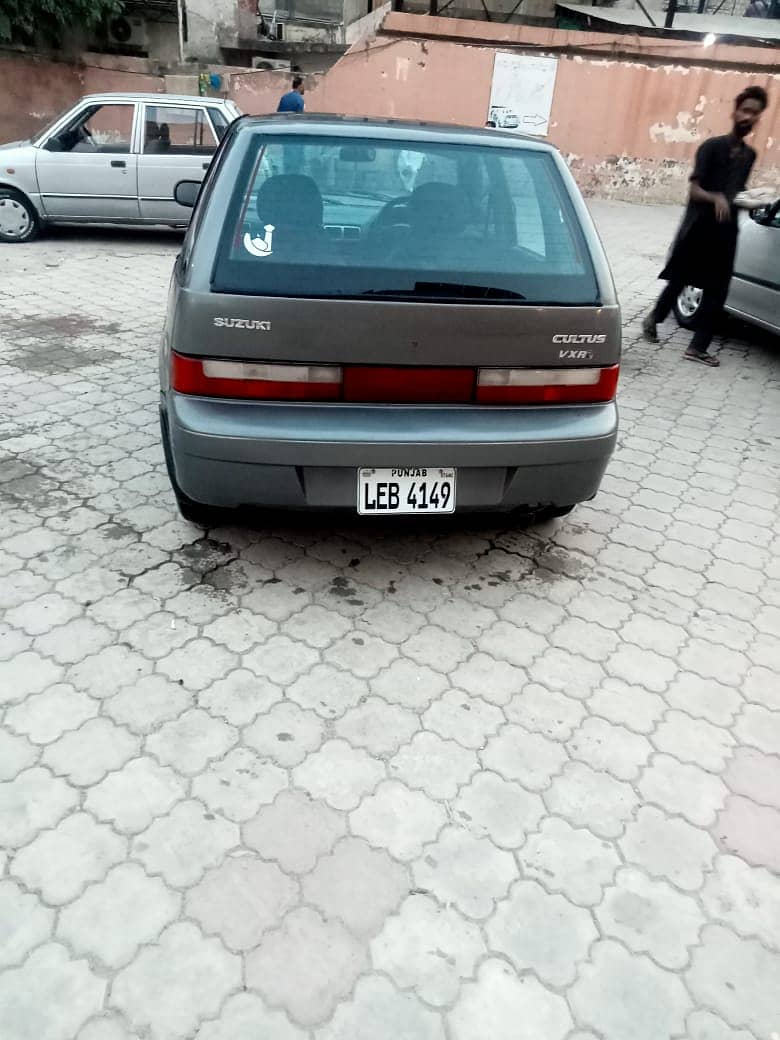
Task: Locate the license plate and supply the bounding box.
[357,468,456,515]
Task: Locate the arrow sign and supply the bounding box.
[522,114,547,128]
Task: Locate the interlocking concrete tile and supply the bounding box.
[154,639,238,693]
[104,675,191,735]
[0,571,49,613]
[243,700,324,766]
[734,704,780,755]
[529,648,605,699]
[246,907,368,1027]
[450,653,524,707]
[131,800,239,887]
[699,583,760,623]
[84,756,187,835]
[664,673,743,726]
[568,716,652,780]
[550,617,619,662]
[163,587,232,628]
[571,940,692,1040]
[566,588,633,630]
[350,780,446,860]
[243,634,320,684]
[482,725,567,792]
[111,921,241,1039]
[588,677,667,733]
[0,879,55,968]
[422,690,503,750]
[192,747,287,822]
[686,925,780,1039]
[487,878,597,986]
[743,665,780,711]
[303,836,407,936]
[145,709,237,776]
[186,855,297,952]
[0,767,79,848]
[243,789,346,873]
[724,747,780,810]
[320,632,398,678]
[0,651,63,705]
[33,616,114,665]
[121,611,198,660]
[323,974,446,1040]
[432,599,496,639]
[679,639,750,687]
[294,738,385,810]
[371,894,485,1007]
[283,603,352,648]
[504,683,585,739]
[519,816,619,906]
[11,811,126,905]
[596,866,704,969]
[65,644,155,700]
[6,683,98,745]
[640,753,728,827]
[195,992,306,1040]
[620,805,717,891]
[686,1011,759,1040]
[478,621,548,669]
[397,625,471,674]
[285,664,365,721]
[544,761,637,838]
[196,668,280,726]
[702,855,780,951]
[652,710,735,771]
[371,657,449,710]
[42,718,140,786]
[454,771,544,848]
[449,958,571,1040]
[0,727,38,781]
[58,863,179,969]
[199,609,275,655]
[389,732,478,800]
[606,644,677,692]
[0,943,106,1040]
[0,622,31,663]
[5,592,82,635]
[413,826,516,920]
[714,796,780,872]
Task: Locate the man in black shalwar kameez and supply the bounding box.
[642,86,769,367]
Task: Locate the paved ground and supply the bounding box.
[1,199,779,1040]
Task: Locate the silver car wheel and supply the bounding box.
[0,197,33,240]
[677,285,703,320]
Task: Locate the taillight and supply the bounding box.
[476,365,619,404]
[171,353,341,401]
[344,366,474,403]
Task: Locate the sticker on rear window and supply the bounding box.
[243,224,275,258]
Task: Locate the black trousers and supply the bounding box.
[652,279,729,354]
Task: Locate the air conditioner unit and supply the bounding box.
[252,57,292,70]
[106,14,148,50]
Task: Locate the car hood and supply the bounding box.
[0,139,31,151]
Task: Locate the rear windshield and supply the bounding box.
[211,133,599,305]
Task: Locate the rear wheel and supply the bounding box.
[674,285,703,330]
[160,410,219,527]
[0,189,39,243]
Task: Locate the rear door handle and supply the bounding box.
[111,160,126,168]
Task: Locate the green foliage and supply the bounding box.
[0,0,123,46]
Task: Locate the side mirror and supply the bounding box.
[174,180,201,208]
[750,205,772,224]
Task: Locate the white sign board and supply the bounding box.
[488,53,558,137]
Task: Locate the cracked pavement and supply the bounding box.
[1,202,779,1040]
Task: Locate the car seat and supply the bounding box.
[255,174,324,255]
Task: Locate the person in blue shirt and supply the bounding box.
[277,77,305,113]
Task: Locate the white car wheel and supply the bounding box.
[0,191,38,243]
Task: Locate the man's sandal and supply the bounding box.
[684,349,720,367]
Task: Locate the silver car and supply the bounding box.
[675,200,780,336]
[160,116,620,524]
[0,92,240,241]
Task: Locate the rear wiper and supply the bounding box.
[362,281,526,300]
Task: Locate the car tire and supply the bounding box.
[0,188,39,243]
[673,284,704,330]
[160,409,219,528]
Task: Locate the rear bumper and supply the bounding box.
[164,392,618,512]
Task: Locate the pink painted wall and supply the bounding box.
[229,16,780,202]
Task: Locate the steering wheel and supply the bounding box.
[368,196,413,238]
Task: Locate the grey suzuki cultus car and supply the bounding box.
[160,115,620,523]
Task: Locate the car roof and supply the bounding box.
[77,92,234,107]
[232,113,557,152]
